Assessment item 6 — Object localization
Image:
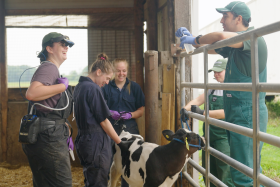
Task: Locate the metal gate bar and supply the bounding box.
[182,171,200,187]
[181,82,280,92]
[188,159,227,187]
[180,20,280,187]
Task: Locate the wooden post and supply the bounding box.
[0,0,7,162]
[161,93,171,145]
[134,0,145,91]
[162,64,175,132]
[167,0,175,47]
[174,0,193,186]
[144,51,159,144]
[146,0,157,51]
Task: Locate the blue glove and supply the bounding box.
[175,27,192,37]
[180,35,196,49]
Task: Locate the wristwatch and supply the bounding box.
[195,35,203,44]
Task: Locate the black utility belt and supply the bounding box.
[19,114,66,144]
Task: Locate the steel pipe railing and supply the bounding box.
[203,48,210,187]
[186,111,280,148]
[188,159,227,187]
[259,131,280,148]
[187,147,280,187]
[259,83,280,93]
[182,171,199,187]
[180,21,280,58]
[181,82,280,93]
[251,32,261,187]
[209,148,280,187]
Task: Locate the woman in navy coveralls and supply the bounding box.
[102,58,145,187]
[73,53,126,187]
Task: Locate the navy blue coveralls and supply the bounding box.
[102,78,145,135]
[102,78,145,187]
[73,76,112,187]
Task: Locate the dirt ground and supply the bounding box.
[0,162,121,187]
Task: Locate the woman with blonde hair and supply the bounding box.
[102,58,145,187]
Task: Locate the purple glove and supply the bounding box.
[67,137,74,150]
[180,35,196,49]
[120,112,132,120]
[175,27,192,37]
[57,77,69,90]
[110,110,121,120]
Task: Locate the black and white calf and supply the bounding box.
[109,128,205,187]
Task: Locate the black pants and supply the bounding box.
[75,131,112,187]
[22,123,72,187]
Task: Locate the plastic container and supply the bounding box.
[183,34,194,54]
[184,43,194,54]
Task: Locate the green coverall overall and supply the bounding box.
[215,27,268,187]
[219,36,268,187]
[202,90,234,187]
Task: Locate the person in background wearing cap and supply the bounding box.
[181,59,234,187]
[22,32,75,187]
[176,1,267,187]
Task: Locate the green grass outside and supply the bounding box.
[197,105,280,186]
[9,81,79,88]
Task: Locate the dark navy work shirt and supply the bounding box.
[102,78,145,113]
[73,76,111,132]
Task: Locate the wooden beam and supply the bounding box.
[0,0,7,162]
[134,0,145,91]
[144,51,159,144]
[161,93,171,145]
[162,64,175,132]
[146,0,157,50]
[6,7,134,15]
[7,88,28,101]
[167,0,175,46]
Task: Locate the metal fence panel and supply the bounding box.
[180,20,280,187]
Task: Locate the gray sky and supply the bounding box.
[199,0,251,29]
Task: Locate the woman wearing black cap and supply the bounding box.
[22,32,75,187]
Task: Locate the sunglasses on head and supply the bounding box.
[50,35,74,47]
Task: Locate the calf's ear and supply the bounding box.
[162,130,174,141]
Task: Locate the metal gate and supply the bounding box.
[180,21,280,187]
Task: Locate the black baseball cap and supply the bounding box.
[37,32,74,58]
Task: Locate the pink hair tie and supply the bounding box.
[101,57,105,60]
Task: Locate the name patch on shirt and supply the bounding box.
[226,94,232,97]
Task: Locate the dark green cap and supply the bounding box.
[216,1,251,22]
[208,59,227,72]
[37,32,74,58]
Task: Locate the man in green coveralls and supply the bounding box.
[182,59,234,187]
[176,1,267,187]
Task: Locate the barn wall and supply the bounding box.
[5,0,134,9]
[88,29,136,81]
[2,3,137,165]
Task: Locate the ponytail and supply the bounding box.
[89,53,114,74]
